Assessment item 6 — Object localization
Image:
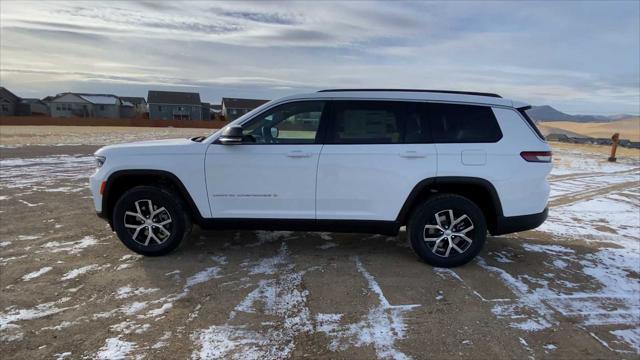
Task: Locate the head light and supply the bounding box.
[95,156,106,168]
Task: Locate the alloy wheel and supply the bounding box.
[123,199,173,246]
[423,209,475,257]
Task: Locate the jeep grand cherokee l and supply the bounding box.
[90,89,551,267]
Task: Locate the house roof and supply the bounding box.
[222,97,269,109]
[120,96,147,105]
[21,98,46,105]
[50,92,120,105]
[148,91,201,105]
[0,87,21,102]
[78,94,119,105]
[211,104,222,111]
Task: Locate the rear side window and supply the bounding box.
[329,101,403,144]
[519,107,546,141]
[427,103,502,143]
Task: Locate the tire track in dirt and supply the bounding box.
[548,180,640,208]
[548,168,640,183]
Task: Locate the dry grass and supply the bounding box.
[0,125,213,146]
[539,118,640,141]
[548,140,640,159]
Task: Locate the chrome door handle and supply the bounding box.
[287,150,312,158]
[399,151,426,158]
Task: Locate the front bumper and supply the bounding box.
[491,207,548,236]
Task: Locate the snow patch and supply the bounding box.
[115,286,159,299]
[314,257,420,360]
[60,263,109,280]
[22,266,53,281]
[95,337,137,360]
[43,236,100,254]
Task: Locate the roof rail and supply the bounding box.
[317,89,502,98]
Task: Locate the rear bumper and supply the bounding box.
[491,207,548,235]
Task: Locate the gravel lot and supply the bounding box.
[1,127,639,359]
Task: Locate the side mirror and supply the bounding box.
[219,126,243,145]
[270,127,279,139]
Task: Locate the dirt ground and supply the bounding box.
[1,126,639,359]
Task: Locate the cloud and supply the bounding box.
[0,1,638,114]
[218,9,299,25]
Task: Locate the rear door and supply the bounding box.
[427,102,503,177]
[205,101,326,219]
[316,100,438,221]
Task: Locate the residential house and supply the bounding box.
[148,91,203,120]
[48,93,132,118]
[119,96,148,116]
[201,102,211,120]
[221,97,269,121]
[0,87,20,116]
[119,101,136,118]
[19,98,50,116]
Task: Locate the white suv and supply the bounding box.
[90,89,551,267]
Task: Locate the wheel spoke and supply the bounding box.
[444,240,452,257]
[124,223,140,229]
[151,206,167,217]
[156,225,170,237]
[125,211,145,222]
[457,224,474,234]
[432,236,445,253]
[149,231,162,244]
[131,226,143,241]
[144,229,152,246]
[451,243,464,254]
[435,210,454,229]
[451,214,470,228]
[157,219,172,226]
[456,234,473,244]
[135,202,143,217]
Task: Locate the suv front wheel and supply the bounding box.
[113,186,191,256]
[408,194,487,267]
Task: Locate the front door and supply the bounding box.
[205,101,326,219]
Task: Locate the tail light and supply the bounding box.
[521,151,552,163]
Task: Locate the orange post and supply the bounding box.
[608,133,620,162]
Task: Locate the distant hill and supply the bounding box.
[528,105,636,123]
[538,118,640,141]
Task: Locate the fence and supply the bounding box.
[0,116,226,129]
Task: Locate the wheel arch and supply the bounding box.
[396,177,504,234]
[102,170,204,227]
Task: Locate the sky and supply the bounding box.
[0,0,639,115]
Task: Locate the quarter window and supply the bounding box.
[427,103,502,143]
[241,101,325,144]
[329,101,402,144]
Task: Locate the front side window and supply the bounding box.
[241,101,325,144]
[427,103,502,143]
[329,101,402,144]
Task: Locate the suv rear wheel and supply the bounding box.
[408,194,486,267]
[113,186,191,256]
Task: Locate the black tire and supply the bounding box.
[407,194,487,268]
[113,185,191,256]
